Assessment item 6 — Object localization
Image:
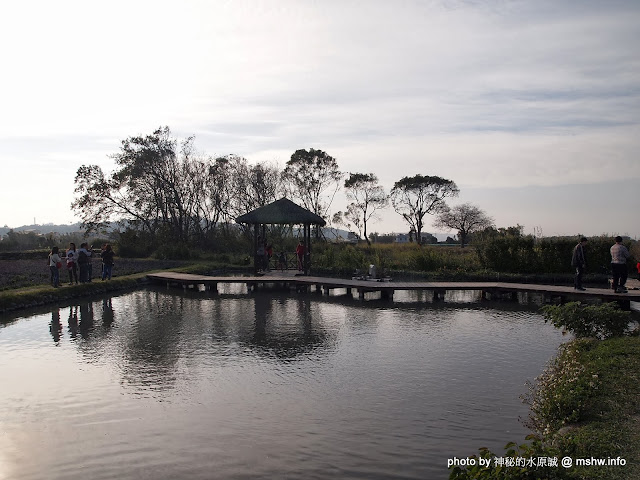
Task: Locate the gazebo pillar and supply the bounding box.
[253,223,259,274]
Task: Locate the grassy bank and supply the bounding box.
[0,261,242,314]
[450,336,640,479]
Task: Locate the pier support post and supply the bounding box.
[432,289,445,302]
[381,289,394,301]
[358,289,365,301]
[323,286,330,296]
[346,287,352,297]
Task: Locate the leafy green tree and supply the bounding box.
[73,127,223,247]
[390,175,459,245]
[434,202,494,248]
[343,173,388,245]
[283,148,342,236]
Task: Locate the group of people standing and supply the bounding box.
[572,236,637,293]
[48,243,115,287]
[256,239,306,273]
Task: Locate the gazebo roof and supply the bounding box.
[236,198,326,226]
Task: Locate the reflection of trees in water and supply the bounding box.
[248,293,332,359]
[118,291,185,393]
[206,290,334,360]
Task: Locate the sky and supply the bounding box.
[1,0,639,238]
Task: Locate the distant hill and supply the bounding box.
[0,223,84,236]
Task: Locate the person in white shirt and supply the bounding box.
[610,236,631,293]
[48,246,62,287]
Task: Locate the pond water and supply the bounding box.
[0,286,568,479]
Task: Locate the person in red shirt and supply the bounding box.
[265,244,273,271]
[296,241,305,271]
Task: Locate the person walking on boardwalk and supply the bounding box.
[48,246,62,288]
[66,242,78,285]
[610,236,630,293]
[571,237,588,290]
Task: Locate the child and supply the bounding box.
[278,251,286,272]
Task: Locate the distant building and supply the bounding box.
[395,232,437,244]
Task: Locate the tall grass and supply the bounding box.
[312,243,479,275]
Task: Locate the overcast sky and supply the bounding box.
[1,0,638,238]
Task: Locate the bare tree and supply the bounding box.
[434,202,494,248]
[390,175,459,245]
[343,173,388,245]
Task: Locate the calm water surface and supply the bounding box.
[0,287,568,479]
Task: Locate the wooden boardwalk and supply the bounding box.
[146,272,640,308]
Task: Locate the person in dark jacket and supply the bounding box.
[571,237,588,290]
[101,244,115,280]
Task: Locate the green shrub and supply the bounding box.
[523,339,601,434]
[476,235,538,273]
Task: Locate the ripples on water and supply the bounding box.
[0,287,568,479]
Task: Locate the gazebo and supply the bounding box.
[236,198,326,275]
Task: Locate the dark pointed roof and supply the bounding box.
[236,198,326,225]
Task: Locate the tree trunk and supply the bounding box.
[459,232,467,248]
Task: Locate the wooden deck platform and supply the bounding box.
[146,272,640,309]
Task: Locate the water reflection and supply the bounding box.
[79,302,94,339]
[118,291,184,394]
[102,298,114,328]
[49,309,62,344]
[44,298,115,346]
[249,294,330,359]
[1,286,574,480]
[67,305,79,339]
